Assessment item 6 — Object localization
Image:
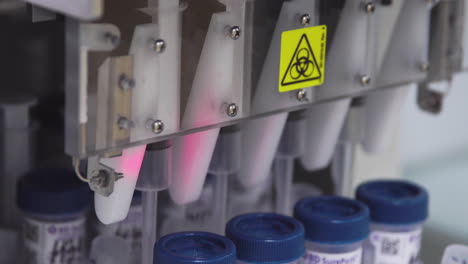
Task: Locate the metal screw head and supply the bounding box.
[104,32,120,47]
[360,75,371,86]
[227,103,238,117]
[89,170,110,188]
[300,14,311,26]
[296,89,308,101]
[153,39,166,53]
[151,120,164,134]
[364,2,376,13]
[419,62,430,72]
[229,26,241,40]
[119,74,135,90]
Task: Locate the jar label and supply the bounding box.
[303,247,362,264]
[369,228,422,264]
[22,217,86,264]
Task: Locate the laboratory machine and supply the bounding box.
[0,0,467,263]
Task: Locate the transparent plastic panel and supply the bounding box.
[64,0,380,157]
[315,0,377,100]
[250,0,317,114]
[376,0,432,88]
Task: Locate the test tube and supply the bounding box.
[154,232,236,264]
[208,125,241,233]
[273,111,306,215]
[294,196,370,264]
[226,213,305,264]
[356,180,429,264]
[136,141,172,264]
[16,168,91,264]
[92,191,143,264]
[89,236,131,264]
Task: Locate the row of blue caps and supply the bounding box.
[155,180,429,264]
[16,170,428,264]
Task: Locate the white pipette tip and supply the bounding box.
[95,145,146,224]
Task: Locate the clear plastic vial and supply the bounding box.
[294,196,370,264]
[93,191,143,264]
[226,213,305,264]
[154,231,236,264]
[16,168,91,264]
[356,180,429,264]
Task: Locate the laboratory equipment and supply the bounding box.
[92,191,143,264]
[89,236,131,264]
[154,231,236,264]
[0,0,466,262]
[294,196,369,264]
[226,213,305,264]
[356,180,429,264]
[16,168,91,264]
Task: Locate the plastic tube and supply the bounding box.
[141,192,158,264]
[273,157,294,215]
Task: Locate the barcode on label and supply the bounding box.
[381,237,400,256]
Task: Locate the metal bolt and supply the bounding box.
[118,117,134,130]
[104,32,120,47]
[419,62,430,72]
[296,89,308,101]
[151,120,164,134]
[119,74,135,90]
[364,2,376,14]
[360,75,371,86]
[153,39,166,53]
[229,26,241,40]
[227,103,238,117]
[300,14,311,26]
[89,170,110,188]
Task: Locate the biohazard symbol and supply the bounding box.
[281,34,322,86]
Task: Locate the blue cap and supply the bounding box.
[294,196,369,244]
[356,180,429,225]
[154,232,236,264]
[225,213,305,263]
[17,168,91,215]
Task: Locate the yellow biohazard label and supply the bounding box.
[279,25,327,92]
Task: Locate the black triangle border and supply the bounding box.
[281,33,322,87]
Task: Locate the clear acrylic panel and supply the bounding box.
[65,0,384,157]
[376,0,432,88]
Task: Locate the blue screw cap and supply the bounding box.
[226,213,305,263]
[154,232,236,264]
[17,168,91,215]
[356,180,429,225]
[294,196,370,244]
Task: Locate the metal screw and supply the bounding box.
[118,117,134,130]
[300,14,311,26]
[360,75,371,86]
[364,2,376,14]
[229,26,241,40]
[151,120,164,134]
[104,32,120,47]
[153,39,166,53]
[419,62,430,72]
[89,170,110,188]
[296,89,308,101]
[119,74,135,90]
[227,103,238,117]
